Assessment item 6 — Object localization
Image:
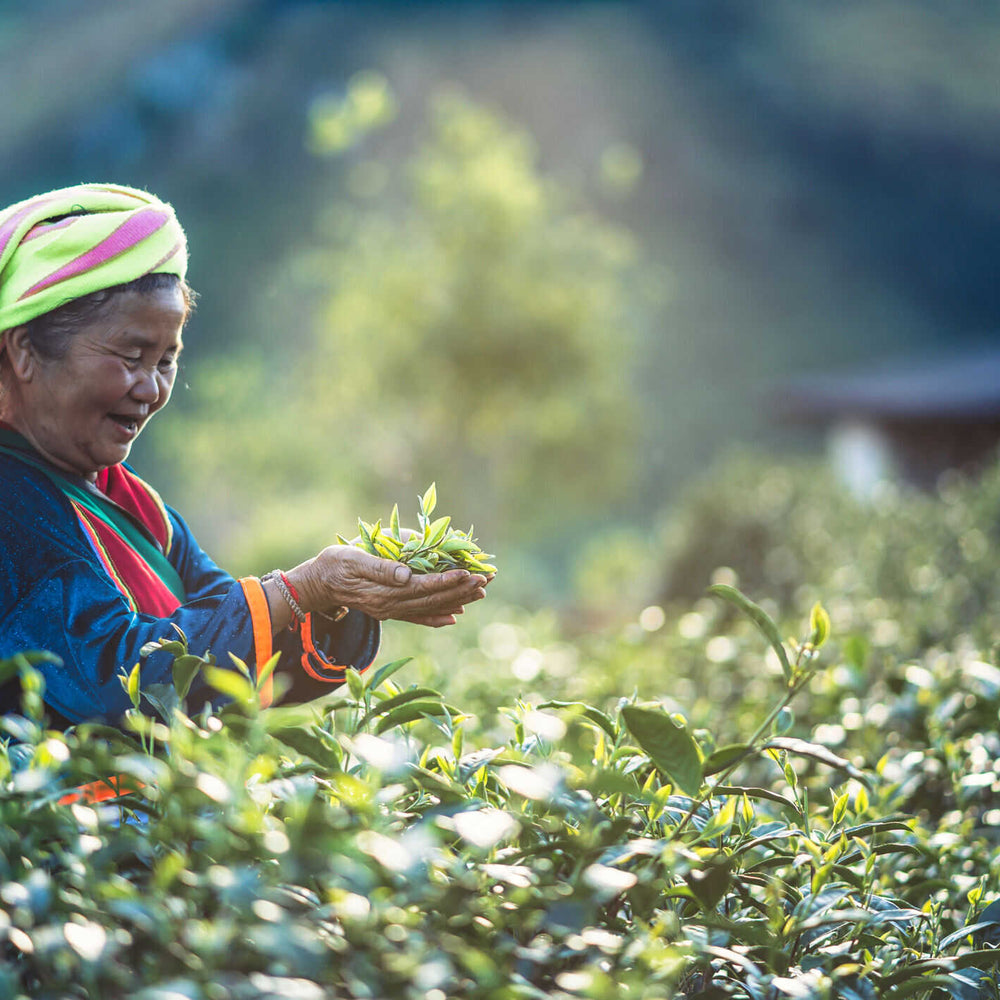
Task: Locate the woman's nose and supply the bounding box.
[129,368,161,404]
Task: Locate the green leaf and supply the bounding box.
[357,520,377,554]
[773,706,795,735]
[375,700,462,734]
[765,736,870,783]
[420,482,437,518]
[538,700,617,738]
[880,959,971,989]
[582,768,642,798]
[425,515,451,548]
[712,785,804,820]
[708,584,792,683]
[74,722,143,755]
[882,976,965,1000]
[11,650,61,668]
[842,819,914,838]
[227,652,251,678]
[0,658,22,687]
[255,652,281,694]
[441,535,478,554]
[809,601,831,647]
[855,784,870,813]
[141,683,180,724]
[365,657,412,692]
[172,654,205,701]
[698,796,738,841]
[939,920,1000,950]
[407,764,466,803]
[141,638,187,659]
[360,687,443,725]
[205,667,254,704]
[621,705,703,796]
[389,503,401,540]
[269,726,341,770]
[728,824,804,859]
[684,856,732,910]
[126,662,141,710]
[867,841,924,859]
[832,789,850,825]
[345,667,365,701]
[702,743,752,777]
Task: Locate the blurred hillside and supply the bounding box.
[2,0,999,601]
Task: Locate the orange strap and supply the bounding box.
[239,576,274,708]
[298,613,349,682]
[58,775,142,806]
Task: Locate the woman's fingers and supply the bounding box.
[301,544,488,623]
[374,571,486,623]
[340,546,412,586]
[401,612,459,628]
[387,573,485,612]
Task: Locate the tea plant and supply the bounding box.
[2,584,999,998]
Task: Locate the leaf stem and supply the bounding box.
[669,647,815,841]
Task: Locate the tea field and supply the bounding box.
[4,454,1000,998]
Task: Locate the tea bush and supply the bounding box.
[652,449,1000,657]
[6,453,1000,997]
[3,581,1000,999]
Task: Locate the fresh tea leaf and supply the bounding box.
[421,482,437,517]
[125,662,141,710]
[810,601,831,648]
[365,657,413,692]
[708,584,792,683]
[205,667,254,704]
[172,654,206,702]
[621,705,703,796]
[375,700,463,734]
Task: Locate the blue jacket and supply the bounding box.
[0,450,379,727]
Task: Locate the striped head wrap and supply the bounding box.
[0,183,187,333]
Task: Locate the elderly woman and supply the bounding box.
[0,184,487,729]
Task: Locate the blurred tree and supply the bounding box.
[157,85,645,597]
[309,90,640,536]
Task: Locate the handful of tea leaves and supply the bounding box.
[339,483,497,575]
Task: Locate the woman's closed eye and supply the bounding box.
[118,351,178,372]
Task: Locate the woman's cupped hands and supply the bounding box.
[288,544,490,628]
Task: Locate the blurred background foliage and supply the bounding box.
[392,451,1000,840]
[158,85,641,600]
[2,0,1000,613]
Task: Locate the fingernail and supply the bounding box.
[393,565,410,583]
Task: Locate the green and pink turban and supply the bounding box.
[0,183,188,332]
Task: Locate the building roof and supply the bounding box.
[779,347,1000,422]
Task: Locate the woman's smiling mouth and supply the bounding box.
[107,413,142,436]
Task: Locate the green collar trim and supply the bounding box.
[0,428,186,602]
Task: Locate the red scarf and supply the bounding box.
[72,464,182,616]
[0,424,185,614]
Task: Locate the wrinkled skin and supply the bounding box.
[1,287,184,479]
[287,545,488,630]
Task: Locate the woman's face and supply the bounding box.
[12,285,186,480]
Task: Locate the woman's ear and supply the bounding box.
[2,327,37,382]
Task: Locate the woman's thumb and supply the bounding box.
[372,558,411,586]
